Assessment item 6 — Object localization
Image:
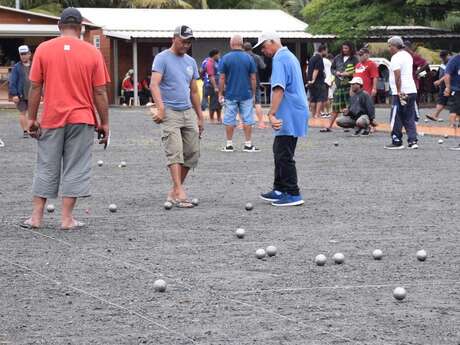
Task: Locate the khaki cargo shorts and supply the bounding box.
[160,108,200,168]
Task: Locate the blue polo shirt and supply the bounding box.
[219,50,256,101]
[271,47,309,137]
[445,54,460,91]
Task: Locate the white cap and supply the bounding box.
[253,31,280,49]
[18,45,30,54]
[349,77,364,85]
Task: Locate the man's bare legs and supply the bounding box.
[243,124,252,142]
[26,196,46,227]
[167,163,190,201]
[255,104,266,128]
[226,125,235,141]
[19,111,28,134]
[61,197,78,229]
[426,104,445,121]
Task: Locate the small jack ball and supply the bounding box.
[315,254,327,266]
[191,198,199,206]
[372,249,383,260]
[416,249,427,261]
[97,160,103,167]
[235,228,245,238]
[438,139,444,144]
[255,248,266,259]
[333,253,345,264]
[245,203,253,211]
[46,204,55,213]
[333,141,339,147]
[266,245,277,257]
[153,279,167,292]
[444,134,449,139]
[120,161,127,167]
[393,287,407,301]
[164,201,173,210]
[109,204,117,213]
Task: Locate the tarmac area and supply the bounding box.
[0,107,459,345]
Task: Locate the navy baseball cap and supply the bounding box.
[174,25,195,40]
[60,8,83,25]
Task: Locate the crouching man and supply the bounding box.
[337,77,375,136]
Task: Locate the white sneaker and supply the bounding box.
[0,139,4,147]
[448,144,460,151]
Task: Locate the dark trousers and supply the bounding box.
[390,94,418,144]
[273,135,299,196]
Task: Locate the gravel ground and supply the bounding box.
[0,108,459,345]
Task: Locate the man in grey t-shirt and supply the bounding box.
[150,25,204,208]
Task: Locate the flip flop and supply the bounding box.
[174,199,195,209]
[19,219,40,229]
[425,115,437,122]
[61,220,86,231]
[320,128,332,133]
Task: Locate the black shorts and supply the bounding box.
[309,83,327,103]
[16,99,28,112]
[449,91,460,115]
[437,93,449,106]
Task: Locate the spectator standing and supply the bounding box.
[244,42,267,128]
[323,52,334,116]
[9,45,32,138]
[306,44,328,119]
[354,47,378,97]
[426,50,450,122]
[204,49,222,123]
[321,42,358,132]
[21,8,110,230]
[384,36,418,150]
[443,53,460,151]
[218,35,259,152]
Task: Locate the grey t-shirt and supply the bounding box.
[152,50,199,111]
[22,63,31,100]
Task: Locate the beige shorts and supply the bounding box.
[160,108,200,168]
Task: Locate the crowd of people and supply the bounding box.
[3,7,460,228]
[305,39,460,149]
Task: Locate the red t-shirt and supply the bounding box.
[29,36,110,129]
[354,60,379,95]
[410,52,427,90]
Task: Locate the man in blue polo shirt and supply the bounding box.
[218,35,259,152]
[444,53,460,151]
[256,32,309,206]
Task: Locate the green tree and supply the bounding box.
[302,0,460,38]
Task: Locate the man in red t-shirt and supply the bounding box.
[22,8,110,230]
[354,47,378,96]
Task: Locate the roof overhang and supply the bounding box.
[104,30,313,40]
[0,24,60,37]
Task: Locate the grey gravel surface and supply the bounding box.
[0,108,459,345]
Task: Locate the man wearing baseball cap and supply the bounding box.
[256,32,308,207]
[21,7,110,230]
[8,44,32,138]
[150,25,204,208]
[336,77,375,136]
[385,35,418,149]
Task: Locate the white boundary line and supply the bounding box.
[0,256,197,344]
[14,227,363,344]
[228,280,460,295]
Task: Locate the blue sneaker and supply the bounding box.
[271,194,304,207]
[260,190,283,202]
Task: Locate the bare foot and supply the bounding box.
[61,218,85,230]
[20,217,41,229]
